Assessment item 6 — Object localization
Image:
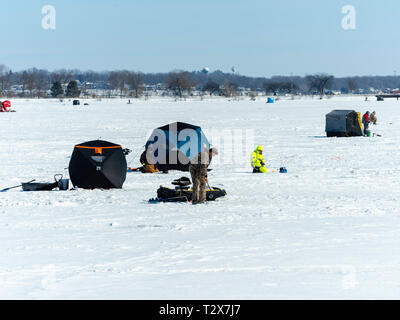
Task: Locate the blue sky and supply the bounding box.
[1,0,399,77]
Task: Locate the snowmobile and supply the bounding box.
[149,177,227,203]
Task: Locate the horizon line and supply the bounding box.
[4,66,400,79]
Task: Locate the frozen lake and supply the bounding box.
[0,96,399,299]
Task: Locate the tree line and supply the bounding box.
[1,64,400,99]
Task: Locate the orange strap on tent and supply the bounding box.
[75,145,121,155]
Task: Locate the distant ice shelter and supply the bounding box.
[325,110,363,137]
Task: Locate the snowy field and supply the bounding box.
[1,95,400,299]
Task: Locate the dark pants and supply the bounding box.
[190,166,207,203]
[363,124,369,135]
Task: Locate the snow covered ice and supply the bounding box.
[1,96,400,299]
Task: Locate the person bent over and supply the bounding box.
[139,147,159,173]
[0,101,11,112]
[251,145,268,173]
[189,147,218,204]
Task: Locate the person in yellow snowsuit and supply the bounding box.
[251,145,268,173]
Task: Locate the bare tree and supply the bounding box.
[33,69,50,97]
[222,81,238,97]
[0,65,12,97]
[203,81,220,96]
[19,68,48,97]
[127,72,144,98]
[306,73,334,97]
[166,71,196,98]
[108,71,129,97]
[262,81,295,96]
[347,77,358,94]
[51,69,72,85]
[118,70,130,97]
[19,71,36,97]
[107,71,119,96]
[26,71,36,97]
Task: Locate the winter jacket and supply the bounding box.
[189,151,210,176]
[362,113,370,125]
[251,146,267,173]
[370,112,377,124]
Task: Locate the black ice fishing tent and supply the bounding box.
[325,110,363,137]
[69,140,127,189]
[144,122,211,172]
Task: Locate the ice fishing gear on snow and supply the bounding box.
[0,179,35,192]
[122,148,132,156]
[126,146,146,171]
[22,181,58,191]
[56,174,70,190]
[252,166,287,173]
[0,174,70,192]
[149,177,227,203]
[22,175,69,192]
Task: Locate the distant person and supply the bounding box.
[189,147,218,204]
[251,145,268,173]
[0,101,11,112]
[370,111,377,125]
[365,96,368,101]
[362,111,370,136]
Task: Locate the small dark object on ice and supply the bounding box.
[122,148,132,156]
[1,179,35,192]
[22,182,58,191]
[22,174,69,191]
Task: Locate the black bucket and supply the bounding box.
[58,179,69,191]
